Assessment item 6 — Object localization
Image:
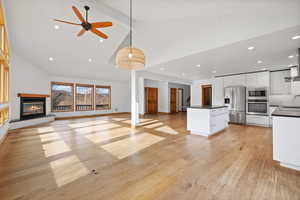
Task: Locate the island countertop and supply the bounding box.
[188,105,227,110]
[272,107,300,118]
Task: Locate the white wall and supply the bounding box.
[10,53,131,120]
[10,53,50,120]
[168,82,191,110]
[191,79,212,106]
[144,79,169,113]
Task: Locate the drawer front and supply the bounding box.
[246,115,270,126]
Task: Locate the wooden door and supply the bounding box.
[170,88,177,113]
[145,87,158,114]
[202,85,212,106]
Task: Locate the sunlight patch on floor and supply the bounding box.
[155,125,179,135]
[37,127,54,134]
[68,120,108,128]
[39,132,61,142]
[50,155,89,187]
[143,122,164,129]
[85,127,135,143]
[138,119,159,126]
[43,140,71,157]
[101,133,165,159]
[111,117,128,121]
[74,123,121,134]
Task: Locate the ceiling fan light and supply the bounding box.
[116,47,145,70]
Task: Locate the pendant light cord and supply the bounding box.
[130,0,132,49]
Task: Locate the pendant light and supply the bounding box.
[116,0,145,70]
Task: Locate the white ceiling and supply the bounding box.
[4,0,300,81]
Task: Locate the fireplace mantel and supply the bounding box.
[18,93,50,98]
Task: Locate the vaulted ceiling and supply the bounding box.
[4,0,300,81]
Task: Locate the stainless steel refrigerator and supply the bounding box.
[224,86,246,124]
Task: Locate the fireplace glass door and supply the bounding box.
[23,102,44,116]
[20,97,46,120]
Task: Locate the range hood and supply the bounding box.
[285,48,300,82]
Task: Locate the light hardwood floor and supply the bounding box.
[0,113,300,200]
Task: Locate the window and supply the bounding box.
[51,82,74,112]
[95,86,111,110]
[75,84,94,111]
[0,2,10,126]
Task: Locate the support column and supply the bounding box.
[131,70,139,127]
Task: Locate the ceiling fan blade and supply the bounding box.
[77,29,86,37]
[72,6,85,23]
[91,28,108,39]
[54,19,81,26]
[92,22,113,28]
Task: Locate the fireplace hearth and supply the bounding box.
[20,97,46,120]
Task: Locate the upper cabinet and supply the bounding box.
[223,74,246,87]
[246,71,270,88]
[212,77,224,106]
[270,70,291,95]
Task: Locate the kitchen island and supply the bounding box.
[187,106,229,137]
[272,107,300,171]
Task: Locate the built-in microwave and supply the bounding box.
[247,88,268,99]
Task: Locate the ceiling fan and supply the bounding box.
[54,6,112,39]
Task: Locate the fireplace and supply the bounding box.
[20,97,46,120]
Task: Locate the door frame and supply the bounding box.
[145,87,158,114]
[170,88,177,113]
[177,88,184,112]
[201,84,212,106]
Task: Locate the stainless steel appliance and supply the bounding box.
[247,87,268,99]
[246,87,269,115]
[224,86,246,124]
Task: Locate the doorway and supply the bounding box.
[170,88,177,113]
[202,85,212,106]
[145,87,158,114]
[177,88,184,112]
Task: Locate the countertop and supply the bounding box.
[272,108,300,118]
[188,106,227,110]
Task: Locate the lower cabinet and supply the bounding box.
[246,114,270,127]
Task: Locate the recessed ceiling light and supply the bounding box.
[212,70,217,74]
[49,57,54,61]
[288,55,294,58]
[292,35,300,40]
[160,67,165,71]
[257,60,263,64]
[54,25,60,30]
[100,39,104,43]
[248,46,255,50]
[196,64,201,67]
[88,58,92,62]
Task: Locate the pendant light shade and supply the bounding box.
[115,0,145,70]
[116,47,145,70]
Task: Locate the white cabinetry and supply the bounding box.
[187,107,229,137]
[270,70,291,95]
[246,71,270,88]
[212,77,224,106]
[246,115,270,127]
[223,74,246,87]
[269,106,278,127]
[273,116,300,171]
[291,81,300,95]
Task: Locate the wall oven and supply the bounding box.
[246,88,269,115]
